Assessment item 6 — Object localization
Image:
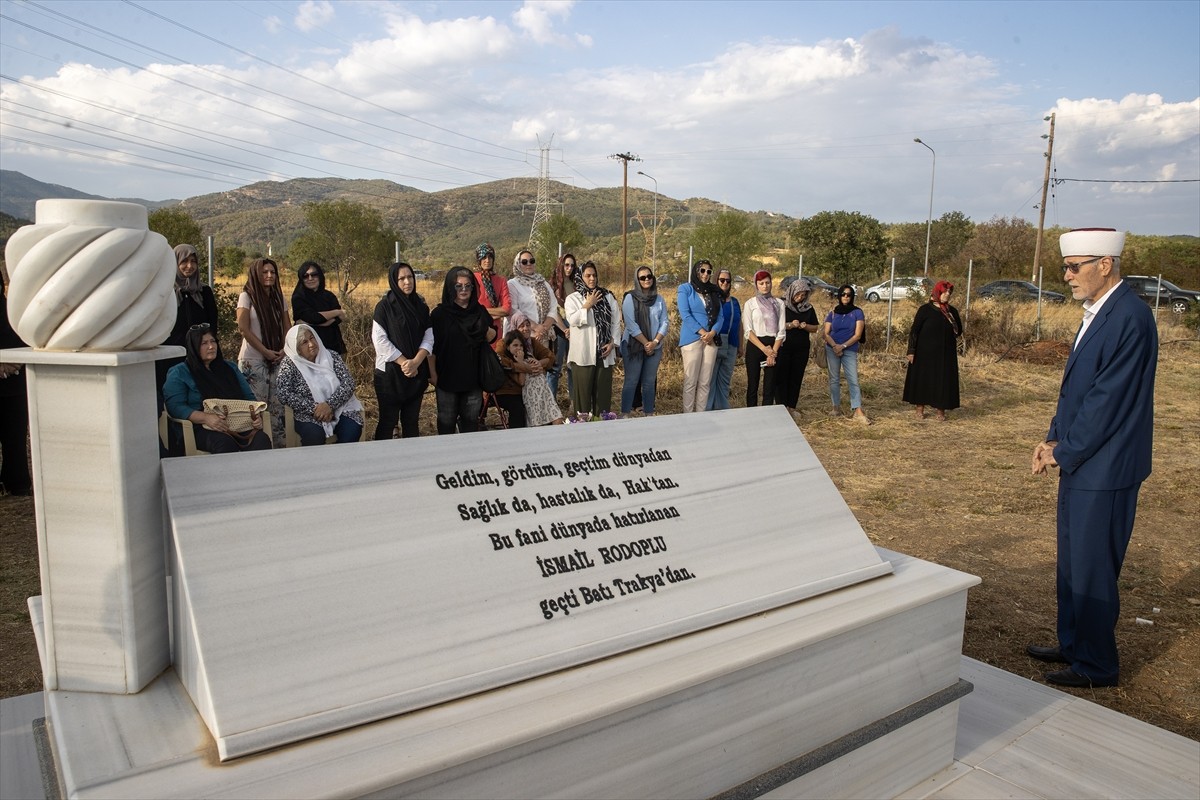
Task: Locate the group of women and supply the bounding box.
[162,251,364,454]
[156,239,965,455]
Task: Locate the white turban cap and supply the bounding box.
[1060,228,1125,258]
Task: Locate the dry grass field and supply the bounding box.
[2,287,1197,741]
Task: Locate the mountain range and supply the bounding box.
[0,170,794,268]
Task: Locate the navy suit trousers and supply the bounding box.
[1056,482,1141,683]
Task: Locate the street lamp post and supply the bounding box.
[637,170,658,270]
[914,138,936,277]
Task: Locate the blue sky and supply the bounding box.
[2,0,1197,235]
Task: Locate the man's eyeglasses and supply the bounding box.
[454,282,473,292]
[638,274,654,282]
[520,258,536,266]
[1062,256,1105,275]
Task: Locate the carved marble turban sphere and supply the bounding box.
[4,200,177,351]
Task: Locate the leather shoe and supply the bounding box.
[1025,644,1069,664]
[1044,668,1117,688]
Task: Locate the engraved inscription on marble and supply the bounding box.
[162,406,893,760]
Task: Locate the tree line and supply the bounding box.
[148,202,1199,299]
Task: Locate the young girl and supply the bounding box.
[503,331,563,426]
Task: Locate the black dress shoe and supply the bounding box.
[1026,644,1069,664]
[1044,668,1118,688]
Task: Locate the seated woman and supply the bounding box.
[502,315,561,426]
[277,323,364,445]
[163,325,271,453]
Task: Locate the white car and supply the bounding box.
[863,276,931,302]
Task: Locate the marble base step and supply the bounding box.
[37,549,976,799]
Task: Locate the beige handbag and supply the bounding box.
[202,399,266,433]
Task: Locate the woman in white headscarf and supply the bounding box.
[277,323,364,445]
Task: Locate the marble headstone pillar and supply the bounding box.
[3,199,178,693]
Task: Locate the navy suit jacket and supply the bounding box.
[1048,281,1157,491]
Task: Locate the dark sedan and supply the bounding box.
[779,275,842,299]
[975,280,1066,303]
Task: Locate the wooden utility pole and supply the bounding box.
[1032,113,1056,283]
[610,152,641,288]
[1032,113,1056,341]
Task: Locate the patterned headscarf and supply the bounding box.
[511,250,554,334]
[787,278,814,314]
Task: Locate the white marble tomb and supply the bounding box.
[161,405,894,760]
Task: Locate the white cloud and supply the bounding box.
[295,1,335,33]
[264,15,282,35]
[513,0,577,46]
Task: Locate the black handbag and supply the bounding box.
[478,342,505,393]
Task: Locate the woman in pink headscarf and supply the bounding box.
[903,280,962,421]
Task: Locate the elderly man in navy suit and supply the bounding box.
[1028,228,1157,688]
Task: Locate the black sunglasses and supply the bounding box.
[638,274,654,281]
[303,272,320,279]
[697,268,712,275]
[1062,256,1104,275]
[717,277,731,284]
[520,258,536,265]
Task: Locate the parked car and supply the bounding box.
[778,275,843,299]
[975,280,1066,303]
[1122,275,1200,315]
[863,276,931,302]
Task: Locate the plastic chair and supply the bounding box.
[283,406,363,447]
[159,409,273,456]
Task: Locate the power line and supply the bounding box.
[0,13,508,181]
[122,0,526,159]
[1055,178,1199,184]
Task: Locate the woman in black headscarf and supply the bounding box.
[372,262,433,439]
[429,266,496,434]
[291,260,346,355]
[157,244,218,392]
[163,325,271,453]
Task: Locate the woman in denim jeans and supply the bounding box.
[620,266,669,416]
[822,284,871,425]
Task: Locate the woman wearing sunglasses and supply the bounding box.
[706,269,743,410]
[507,249,560,349]
[676,259,723,412]
[291,261,346,356]
[430,267,497,434]
[822,285,871,424]
[620,266,669,416]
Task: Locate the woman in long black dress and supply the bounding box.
[291,261,346,355]
[903,280,962,421]
[372,262,433,439]
[775,278,820,413]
